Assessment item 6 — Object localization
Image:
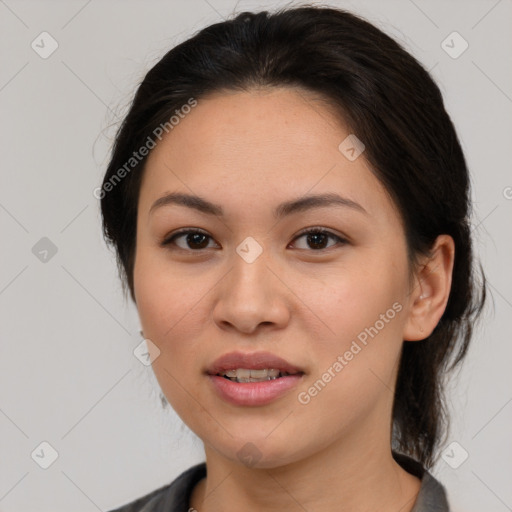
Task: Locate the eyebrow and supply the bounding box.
[149,191,368,219]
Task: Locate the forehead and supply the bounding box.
[147,87,350,164]
[139,87,398,224]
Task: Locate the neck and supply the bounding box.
[190,419,421,512]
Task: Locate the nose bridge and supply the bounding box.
[212,235,289,332]
[235,235,266,266]
[229,235,271,296]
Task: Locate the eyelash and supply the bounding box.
[160,227,348,252]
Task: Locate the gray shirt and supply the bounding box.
[108,452,450,511]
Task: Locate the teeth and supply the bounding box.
[219,368,285,382]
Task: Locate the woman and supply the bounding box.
[100,5,486,511]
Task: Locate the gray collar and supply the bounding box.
[393,451,451,511]
[109,452,451,511]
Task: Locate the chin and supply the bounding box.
[208,434,311,470]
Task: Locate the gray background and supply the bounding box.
[1,0,511,510]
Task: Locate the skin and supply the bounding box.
[133,87,455,512]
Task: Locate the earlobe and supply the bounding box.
[403,234,455,342]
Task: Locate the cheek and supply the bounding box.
[134,247,208,340]
[133,248,225,409]
[298,256,408,398]
[133,255,203,414]
[305,258,406,345]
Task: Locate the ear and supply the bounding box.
[403,234,455,341]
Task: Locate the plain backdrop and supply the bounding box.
[1,0,511,511]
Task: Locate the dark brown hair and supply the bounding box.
[100,4,486,468]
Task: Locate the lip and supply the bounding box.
[208,374,304,406]
[206,351,305,407]
[206,351,304,375]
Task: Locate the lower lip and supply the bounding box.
[208,374,304,406]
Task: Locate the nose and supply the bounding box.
[212,246,291,335]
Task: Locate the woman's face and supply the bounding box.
[133,87,418,467]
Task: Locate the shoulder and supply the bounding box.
[106,463,207,512]
[106,484,166,512]
[393,451,452,512]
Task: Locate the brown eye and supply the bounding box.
[161,227,347,252]
[291,228,347,251]
[162,229,217,250]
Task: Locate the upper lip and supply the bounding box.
[206,351,304,375]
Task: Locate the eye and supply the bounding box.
[161,227,348,252]
[290,227,347,251]
[161,228,218,251]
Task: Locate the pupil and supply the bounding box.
[308,232,327,249]
[188,233,209,249]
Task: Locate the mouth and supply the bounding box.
[205,351,305,406]
[206,351,305,380]
[215,368,302,383]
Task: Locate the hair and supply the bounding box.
[100,4,486,468]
